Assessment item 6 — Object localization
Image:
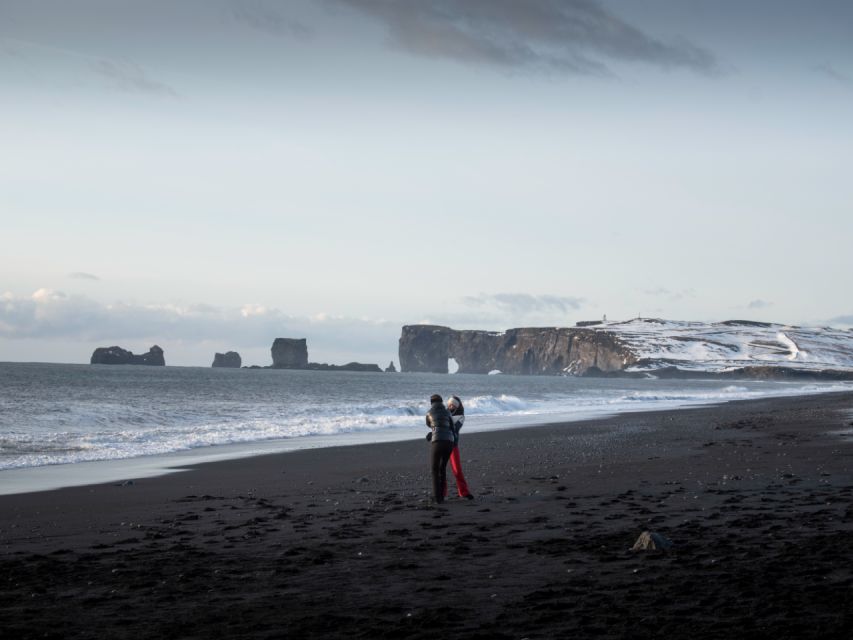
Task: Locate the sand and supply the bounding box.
[2,391,853,639]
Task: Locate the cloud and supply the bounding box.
[0,289,398,360]
[829,315,853,326]
[747,299,772,309]
[240,303,270,318]
[1,36,180,98]
[813,62,853,90]
[644,287,670,296]
[230,0,311,38]
[91,59,179,98]
[1,289,103,338]
[68,272,100,281]
[463,292,584,314]
[334,0,720,77]
[644,287,695,301]
[0,38,23,58]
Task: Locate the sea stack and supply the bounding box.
[385,361,397,373]
[269,337,383,372]
[212,351,242,368]
[271,338,309,369]
[90,345,165,366]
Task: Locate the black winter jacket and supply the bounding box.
[426,401,456,443]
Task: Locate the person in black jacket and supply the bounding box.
[425,394,455,504]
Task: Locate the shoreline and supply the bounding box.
[3,385,851,496]
[3,391,853,638]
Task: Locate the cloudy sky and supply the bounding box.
[2,0,852,366]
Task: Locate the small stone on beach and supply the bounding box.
[631,531,674,551]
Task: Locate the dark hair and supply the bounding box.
[430,394,443,404]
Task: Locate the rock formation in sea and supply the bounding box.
[271,338,309,369]
[90,345,165,366]
[398,319,853,379]
[385,361,397,373]
[212,351,242,368]
[269,338,382,372]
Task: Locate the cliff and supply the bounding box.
[399,319,853,378]
[91,345,165,366]
[212,351,242,368]
[399,325,634,375]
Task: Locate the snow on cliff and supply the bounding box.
[589,318,853,373]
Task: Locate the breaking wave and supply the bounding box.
[1,363,849,471]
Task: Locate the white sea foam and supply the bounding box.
[0,363,849,472]
[463,394,532,414]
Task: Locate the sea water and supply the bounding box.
[1,362,849,492]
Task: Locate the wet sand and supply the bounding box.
[2,391,853,639]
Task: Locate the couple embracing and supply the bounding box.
[425,393,474,504]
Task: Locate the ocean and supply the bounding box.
[1,362,850,492]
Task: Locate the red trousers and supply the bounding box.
[443,445,472,498]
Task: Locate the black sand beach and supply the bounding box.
[2,392,853,639]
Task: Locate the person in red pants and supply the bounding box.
[446,395,474,500]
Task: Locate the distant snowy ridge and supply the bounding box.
[593,318,853,375]
[399,320,853,377]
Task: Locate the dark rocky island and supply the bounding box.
[270,338,381,372]
[385,361,397,373]
[90,345,165,366]
[271,338,309,369]
[399,319,853,379]
[212,351,242,368]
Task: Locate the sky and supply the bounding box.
[1,0,852,367]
